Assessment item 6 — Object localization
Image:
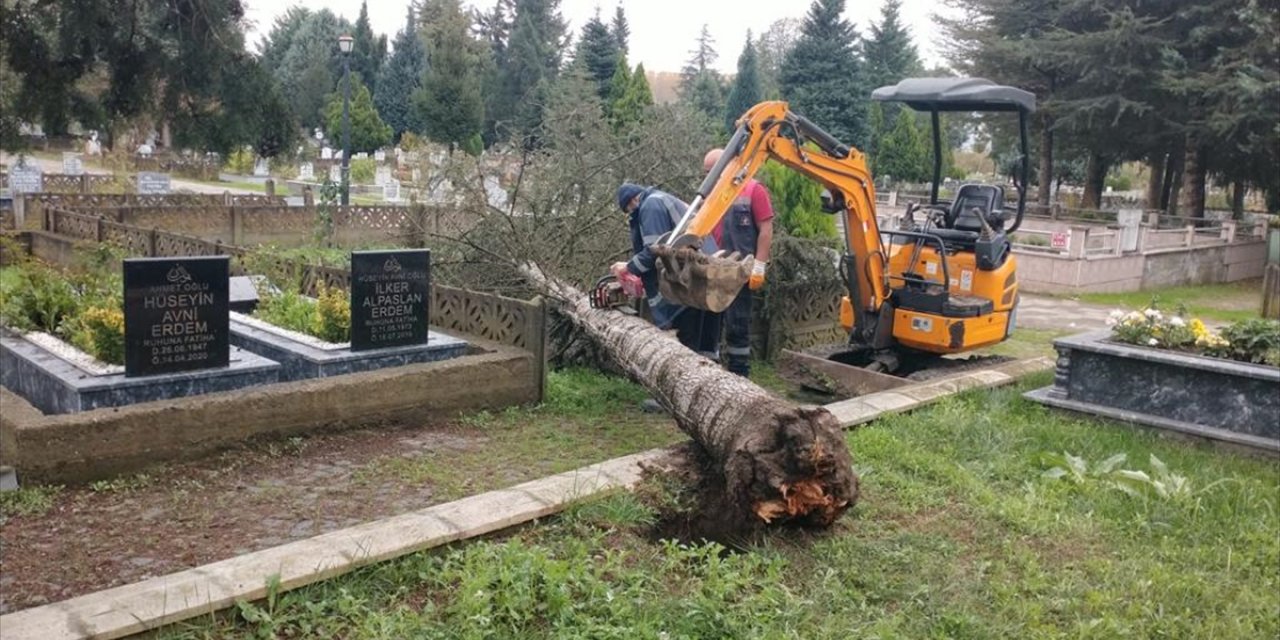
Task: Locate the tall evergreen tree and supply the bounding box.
[415,0,485,152]
[607,56,653,131]
[724,32,762,130]
[258,8,353,131]
[780,0,868,148]
[497,0,568,142]
[323,74,392,152]
[874,109,930,183]
[574,10,620,101]
[375,7,428,143]
[680,25,724,128]
[612,6,630,55]
[351,1,385,92]
[863,0,921,90]
[472,0,516,146]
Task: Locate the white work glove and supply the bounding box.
[749,260,767,291]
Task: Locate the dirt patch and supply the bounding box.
[0,421,492,614]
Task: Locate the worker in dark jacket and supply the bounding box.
[612,182,721,360]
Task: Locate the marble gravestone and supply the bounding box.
[8,165,42,194]
[350,250,430,351]
[137,172,171,194]
[62,152,84,176]
[298,162,314,181]
[124,256,230,377]
[330,164,342,183]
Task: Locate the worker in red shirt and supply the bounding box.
[703,148,775,377]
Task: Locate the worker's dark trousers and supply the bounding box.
[675,308,722,362]
[724,288,752,376]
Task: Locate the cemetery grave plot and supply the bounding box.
[229,250,469,382]
[0,369,681,614]
[0,254,278,413]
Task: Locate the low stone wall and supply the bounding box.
[1015,240,1267,294]
[0,345,539,483]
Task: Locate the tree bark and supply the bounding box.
[1231,179,1246,220]
[1037,114,1054,208]
[1145,152,1166,211]
[521,263,859,528]
[1163,139,1185,215]
[1179,143,1207,222]
[1081,153,1109,210]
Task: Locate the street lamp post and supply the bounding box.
[338,34,354,206]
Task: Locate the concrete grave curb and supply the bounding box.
[0,357,1052,640]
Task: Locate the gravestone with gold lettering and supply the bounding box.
[124,256,230,376]
[350,250,430,351]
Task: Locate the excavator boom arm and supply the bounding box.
[666,101,888,324]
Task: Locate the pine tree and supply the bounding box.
[724,31,762,131]
[756,18,801,100]
[863,0,921,90]
[473,0,516,146]
[414,0,484,152]
[680,25,724,128]
[323,75,392,152]
[375,7,428,143]
[351,1,385,93]
[780,0,868,149]
[497,0,568,141]
[612,6,630,55]
[574,10,620,100]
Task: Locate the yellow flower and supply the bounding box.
[1190,318,1208,339]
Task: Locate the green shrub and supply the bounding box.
[223,146,255,175]
[68,306,125,365]
[1208,318,1280,366]
[312,286,350,343]
[757,160,838,240]
[254,290,318,336]
[350,158,375,184]
[0,265,78,333]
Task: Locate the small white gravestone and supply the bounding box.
[329,164,342,183]
[137,172,171,194]
[375,165,392,186]
[374,149,386,162]
[298,162,314,181]
[321,147,334,160]
[9,164,43,194]
[137,143,153,158]
[411,168,421,183]
[484,175,508,209]
[354,152,368,160]
[1117,208,1143,253]
[253,158,270,177]
[383,180,401,202]
[62,152,84,176]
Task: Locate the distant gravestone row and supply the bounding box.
[137,172,171,195]
[120,250,431,376]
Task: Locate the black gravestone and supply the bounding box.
[350,250,430,351]
[124,256,230,377]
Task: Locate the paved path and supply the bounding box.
[1018,294,1113,332]
[2,153,257,195]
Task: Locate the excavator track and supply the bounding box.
[777,344,1014,399]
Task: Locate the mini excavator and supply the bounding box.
[597,77,1036,377]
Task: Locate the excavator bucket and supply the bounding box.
[653,245,753,313]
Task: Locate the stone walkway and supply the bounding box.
[1017,294,1114,332]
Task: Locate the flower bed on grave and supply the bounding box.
[0,248,277,414]
[1027,305,1280,453]
[228,252,467,382]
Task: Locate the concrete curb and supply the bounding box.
[0,357,1053,640]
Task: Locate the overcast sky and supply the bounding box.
[242,0,952,75]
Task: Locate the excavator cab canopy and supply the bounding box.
[872,77,1036,233]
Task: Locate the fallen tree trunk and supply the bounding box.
[521,263,859,528]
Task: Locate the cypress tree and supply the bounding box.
[724,31,762,131]
[374,7,428,143]
[351,1,385,93]
[780,0,868,149]
[323,75,392,152]
[874,109,930,184]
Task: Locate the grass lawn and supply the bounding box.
[157,373,1280,639]
[1075,280,1263,324]
[221,180,293,196]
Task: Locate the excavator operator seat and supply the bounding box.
[949,184,1005,233]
